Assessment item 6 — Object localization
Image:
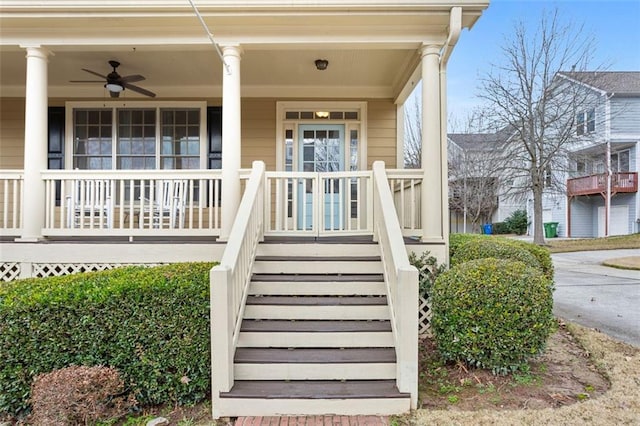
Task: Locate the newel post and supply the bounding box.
[210,264,234,418]
[397,266,419,409]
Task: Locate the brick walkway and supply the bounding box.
[234,416,389,425]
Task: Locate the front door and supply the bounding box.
[298,124,345,229]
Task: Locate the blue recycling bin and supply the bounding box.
[482,223,493,235]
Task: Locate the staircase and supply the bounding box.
[216,237,411,416]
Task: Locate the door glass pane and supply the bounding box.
[117,109,156,170]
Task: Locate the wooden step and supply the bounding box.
[249,281,386,296]
[243,305,390,320]
[213,396,410,417]
[234,347,397,380]
[237,331,394,348]
[220,380,409,399]
[234,348,396,363]
[256,242,379,257]
[251,273,383,282]
[252,260,383,274]
[240,320,391,333]
[246,296,387,306]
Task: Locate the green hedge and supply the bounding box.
[451,237,542,272]
[0,263,214,418]
[449,234,553,280]
[431,258,555,374]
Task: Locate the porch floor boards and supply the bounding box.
[240,320,392,333]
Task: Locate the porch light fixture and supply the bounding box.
[315,59,329,71]
[105,83,124,92]
[315,111,330,119]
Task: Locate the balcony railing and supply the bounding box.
[567,172,638,197]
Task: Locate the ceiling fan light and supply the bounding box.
[105,83,124,92]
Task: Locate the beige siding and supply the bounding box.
[242,99,277,170]
[0,97,399,172]
[367,99,397,169]
[0,99,25,169]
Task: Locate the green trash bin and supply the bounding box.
[543,222,559,238]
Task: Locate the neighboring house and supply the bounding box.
[448,131,524,233]
[0,0,489,417]
[541,72,640,238]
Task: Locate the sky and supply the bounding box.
[444,0,640,129]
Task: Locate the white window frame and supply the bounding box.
[65,101,208,170]
[275,101,368,172]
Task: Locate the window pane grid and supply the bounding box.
[73,109,113,170]
[160,108,201,170]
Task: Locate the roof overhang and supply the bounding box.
[0,0,489,100]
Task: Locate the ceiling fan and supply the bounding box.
[70,60,156,98]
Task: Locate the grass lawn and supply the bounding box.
[546,233,640,253]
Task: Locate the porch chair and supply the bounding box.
[141,179,188,228]
[66,179,113,229]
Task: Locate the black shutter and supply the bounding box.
[207,106,222,169]
[48,107,65,205]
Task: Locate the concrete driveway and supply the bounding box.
[553,249,640,347]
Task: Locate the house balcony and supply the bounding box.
[567,172,638,197]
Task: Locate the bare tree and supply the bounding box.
[448,135,506,233]
[478,8,602,244]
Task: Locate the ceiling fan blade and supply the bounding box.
[124,83,156,98]
[69,80,104,83]
[81,68,108,79]
[120,74,145,83]
[109,90,120,98]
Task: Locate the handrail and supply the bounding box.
[372,161,418,409]
[210,161,265,396]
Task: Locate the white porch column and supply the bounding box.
[420,45,443,241]
[18,46,50,242]
[220,45,242,241]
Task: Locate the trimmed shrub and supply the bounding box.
[510,239,554,280]
[491,222,510,235]
[431,258,555,374]
[504,209,528,235]
[409,251,446,300]
[29,365,135,425]
[0,263,214,418]
[448,233,486,259]
[451,237,542,272]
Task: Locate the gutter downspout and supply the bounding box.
[439,7,462,245]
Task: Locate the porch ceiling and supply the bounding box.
[0,0,488,100]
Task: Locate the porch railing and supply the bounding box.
[42,170,223,236]
[567,172,638,197]
[210,161,265,401]
[264,171,373,236]
[387,169,422,235]
[0,171,23,235]
[372,161,419,409]
[1,168,424,238]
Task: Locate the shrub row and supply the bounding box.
[0,263,214,418]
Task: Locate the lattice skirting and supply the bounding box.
[0,262,164,281]
[0,262,20,282]
[418,295,432,337]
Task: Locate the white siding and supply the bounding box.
[610,98,640,135]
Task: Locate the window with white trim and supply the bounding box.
[70,104,204,170]
[576,108,595,136]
